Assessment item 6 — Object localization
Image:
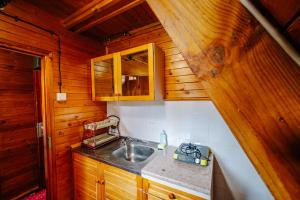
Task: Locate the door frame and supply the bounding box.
[0,41,56,200]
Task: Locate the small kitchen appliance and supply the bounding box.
[82,115,120,149]
[173,143,210,166]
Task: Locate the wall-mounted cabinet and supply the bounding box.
[91,43,164,101]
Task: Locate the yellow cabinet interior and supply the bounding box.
[91,43,164,101]
[73,152,207,200]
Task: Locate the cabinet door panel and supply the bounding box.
[118,44,155,100]
[101,163,142,200]
[73,153,99,200]
[91,53,118,101]
[120,49,150,96]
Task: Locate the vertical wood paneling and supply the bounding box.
[1,1,107,199]
[105,23,209,100]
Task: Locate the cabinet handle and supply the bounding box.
[168,193,176,199]
[100,180,105,185]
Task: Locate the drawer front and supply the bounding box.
[102,163,142,200]
[143,179,205,200]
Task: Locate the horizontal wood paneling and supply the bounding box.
[0,48,39,199]
[105,22,209,100]
[1,1,107,199]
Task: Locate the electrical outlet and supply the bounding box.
[56,93,67,101]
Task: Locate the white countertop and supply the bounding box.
[141,146,213,199]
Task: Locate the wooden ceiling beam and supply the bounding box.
[62,0,122,29]
[75,0,145,33]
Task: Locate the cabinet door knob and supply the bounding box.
[100,180,105,185]
[168,193,176,199]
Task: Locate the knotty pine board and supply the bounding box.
[146,0,300,199]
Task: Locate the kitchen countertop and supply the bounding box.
[141,146,213,199]
[73,138,213,199]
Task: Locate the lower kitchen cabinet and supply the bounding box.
[73,153,142,200]
[73,153,205,200]
[73,153,100,200]
[142,179,205,200]
[101,163,143,200]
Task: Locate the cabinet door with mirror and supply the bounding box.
[91,53,119,101]
[91,43,164,101]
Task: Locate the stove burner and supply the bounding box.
[180,143,202,159]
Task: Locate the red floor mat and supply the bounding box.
[23,189,46,200]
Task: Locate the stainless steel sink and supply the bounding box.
[112,143,155,163]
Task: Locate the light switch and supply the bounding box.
[56,93,67,101]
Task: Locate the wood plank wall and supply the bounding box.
[146,0,300,199]
[0,49,39,199]
[0,1,107,199]
[105,23,209,100]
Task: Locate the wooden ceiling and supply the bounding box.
[251,0,300,50]
[26,0,298,47]
[26,0,158,41]
[25,0,93,19]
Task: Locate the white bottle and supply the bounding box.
[158,130,168,150]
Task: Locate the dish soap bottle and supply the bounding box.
[158,130,168,150]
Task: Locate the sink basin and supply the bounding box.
[112,143,155,163]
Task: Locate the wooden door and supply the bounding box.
[101,163,143,200]
[0,49,40,199]
[118,43,154,101]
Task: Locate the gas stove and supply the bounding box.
[173,143,210,166]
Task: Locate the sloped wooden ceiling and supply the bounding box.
[251,0,300,50]
[145,0,300,199]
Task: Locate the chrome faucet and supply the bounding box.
[121,137,134,159]
[121,137,133,146]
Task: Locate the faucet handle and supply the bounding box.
[126,137,133,142]
[120,138,127,145]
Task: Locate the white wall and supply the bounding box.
[108,101,273,200]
